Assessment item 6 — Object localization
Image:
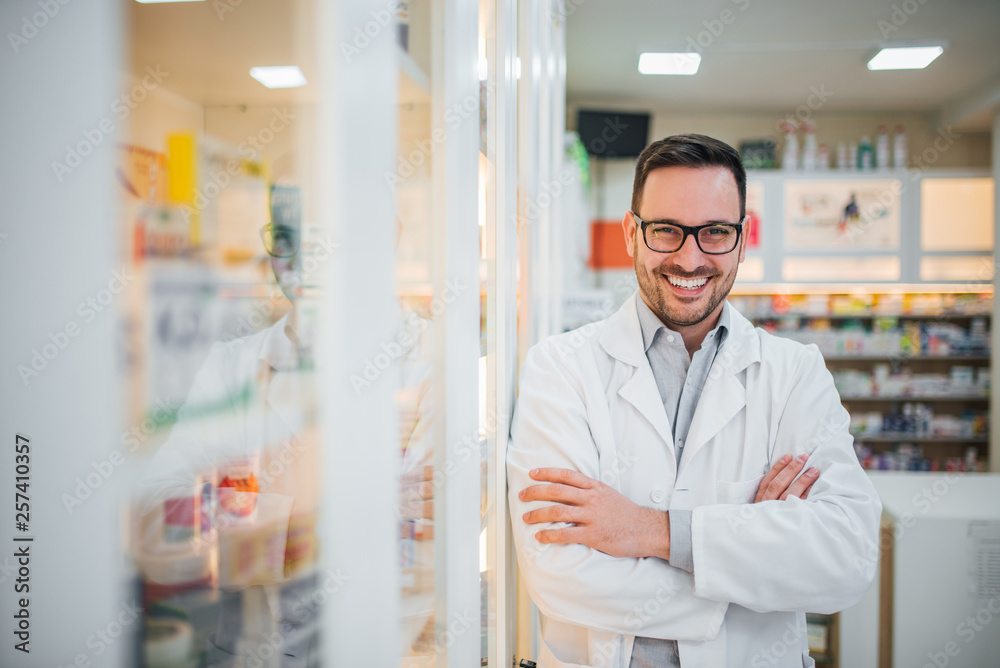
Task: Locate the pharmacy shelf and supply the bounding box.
[824,355,989,362]
[853,436,988,444]
[841,395,988,402]
[752,313,990,320]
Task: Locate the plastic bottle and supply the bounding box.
[801,121,818,171]
[817,143,830,170]
[780,120,799,171]
[857,135,874,170]
[893,124,907,169]
[875,125,890,170]
[848,141,858,171]
[836,142,848,170]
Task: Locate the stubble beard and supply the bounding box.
[635,254,737,328]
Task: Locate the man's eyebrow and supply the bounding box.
[642,217,740,226]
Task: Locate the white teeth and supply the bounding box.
[666,275,708,290]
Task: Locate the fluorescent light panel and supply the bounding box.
[638,52,701,75]
[135,0,205,3]
[867,46,943,70]
[250,66,307,88]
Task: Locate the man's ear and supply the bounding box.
[622,212,636,259]
[738,215,750,263]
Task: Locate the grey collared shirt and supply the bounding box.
[630,296,730,668]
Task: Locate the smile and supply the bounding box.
[665,275,709,290]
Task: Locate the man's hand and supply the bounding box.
[519,468,670,560]
[754,454,819,503]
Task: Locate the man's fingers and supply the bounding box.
[779,468,819,501]
[528,467,595,489]
[755,454,792,503]
[761,455,808,501]
[519,483,586,505]
[534,525,588,545]
[523,503,583,525]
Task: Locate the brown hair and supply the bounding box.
[630,134,746,220]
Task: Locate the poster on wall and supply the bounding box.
[745,180,763,249]
[784,179,901,250]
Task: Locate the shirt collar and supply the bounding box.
[635,295,731,353]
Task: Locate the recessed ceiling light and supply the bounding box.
[249,66,307,89]
[638,52,701,76]
[867,46,943,70]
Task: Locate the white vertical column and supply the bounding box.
[431,0,480,663]
[0,1,125,666]
[315,0,400,664]
[485,0,519,664]
[991,110,999,472]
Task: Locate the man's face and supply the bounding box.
[623,166,746,329]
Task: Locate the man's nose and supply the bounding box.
[670,232,707,271]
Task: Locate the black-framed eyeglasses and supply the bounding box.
[631,212,745,255]
[260,223,299,258]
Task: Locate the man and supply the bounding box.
[507,134,881,667]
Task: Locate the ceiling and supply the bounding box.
[127,0,1000,130]
[564,0,1000,130]
[127,0,315,107]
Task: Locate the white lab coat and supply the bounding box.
[508,293,882,668]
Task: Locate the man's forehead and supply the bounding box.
[640,166,740,218]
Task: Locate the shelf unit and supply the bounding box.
[736,291,992,473]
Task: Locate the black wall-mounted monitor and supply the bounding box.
[577,109,650,158]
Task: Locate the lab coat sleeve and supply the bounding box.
[508,343,729,641]
[690,345,882,614]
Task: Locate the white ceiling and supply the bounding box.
[127,0,1000,130]
[127,0,315,107]
[564,0,1000,130]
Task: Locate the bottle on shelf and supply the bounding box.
[848,141,858,171]
[817,143,830,170]
[892,124,907,169]
[875,125,891,170]
[801,121,818,171]
[780,120,799,171]
[836,141,848,171]
[857,135,874,170]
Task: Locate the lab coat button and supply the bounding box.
[650,489,665,504]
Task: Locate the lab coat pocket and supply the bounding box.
[715,475,764,504]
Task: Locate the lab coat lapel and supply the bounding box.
[680,307,760,473]
[600,294,676,456]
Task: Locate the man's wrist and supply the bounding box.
[642,508,671,560]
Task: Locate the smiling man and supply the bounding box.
[507,134,881,667]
